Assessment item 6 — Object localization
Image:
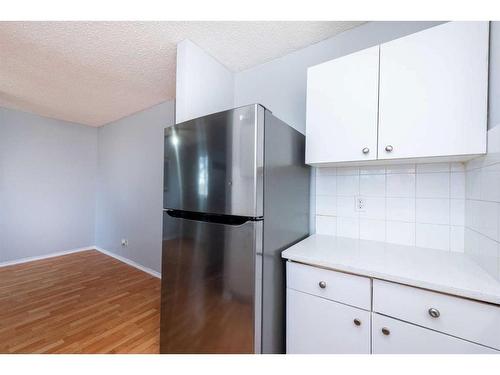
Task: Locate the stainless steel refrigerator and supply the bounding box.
[160,104,310,354]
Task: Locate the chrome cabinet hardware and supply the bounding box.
[428,308,441,318]
[381,327,390,336]
[385,145,393,152]
[362,147,370,154]
[353,318,361,326]
[318,281,327,289]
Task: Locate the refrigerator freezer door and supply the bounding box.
[160,211,262,353]
[163,105,264,217]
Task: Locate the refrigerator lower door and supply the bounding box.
[160,211,262,354]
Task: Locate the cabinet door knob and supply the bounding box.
[385,145,393,152]
[362,147,370,154]
[428,308,440,318]
[318,281,327,289]
[353,318,361,326]
[381,327,390,336]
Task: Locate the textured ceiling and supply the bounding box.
[0,21,364,126]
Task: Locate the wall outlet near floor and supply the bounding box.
[355,197,366,212]
[121,239,129,247]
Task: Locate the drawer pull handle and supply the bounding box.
[318,281,327,289]
[381,327,390,336]
[353,318,361,326]
[428,308,440,318]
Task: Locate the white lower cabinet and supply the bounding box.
[372,314,497,354]
[286,288,371,354]
[286,261,500,354]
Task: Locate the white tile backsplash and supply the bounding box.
[386,173,416,197]
[337,217,359,238]
[450,172,466,199]
[316,215,337,236]
[360,174,386,196]
[450,199,465,226]
[316,167,336,176]
[386,221,415,246]
[386,164,416,174]
[466,199,498,241]
[416,173,450,198]
[337,196,358,218]
[359,196,386,220]
[416,163,450,173]
[337,175,359,196]
[316,174,336,195]
[416,223,450,251]
[450,162,466,172]
[337,166,359,176]
[416,198,450,225]
[314,162,465,251]
[360,166,386,175]
[480,163,500,202]
[360,219,386,241]
[464,126,500,281]
[386,197,415,222]
[466,169,482,199]
[315,195,336,216]
[450,225,465,252]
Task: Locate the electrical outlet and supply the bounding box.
[121,239,128,247]
[355,197,365,212]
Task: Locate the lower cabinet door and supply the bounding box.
[286,288,370,354]
[372,314,498,354]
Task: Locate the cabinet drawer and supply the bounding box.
[372,313,498,354]
[373,279,500,350]
[286,261,371,310]
[287,289,371,354]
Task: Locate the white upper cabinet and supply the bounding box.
[378,22,489,160]
[305,22,489,166]
[306,46,380,164]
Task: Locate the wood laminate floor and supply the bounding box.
[0,250,160,354]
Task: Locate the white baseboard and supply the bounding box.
[94,247,161,279]
[0,245,162,279]
[0,246,94,268]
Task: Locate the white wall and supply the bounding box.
[234,21,443,134]
[0,107,98,262]
[95,101,175,273]
[176,39,234,123]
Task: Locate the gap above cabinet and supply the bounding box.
[305,21,489,167]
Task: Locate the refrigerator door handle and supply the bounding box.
[165,209,262,226]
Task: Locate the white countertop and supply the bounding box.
[282,234,500,305]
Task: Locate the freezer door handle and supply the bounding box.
[165,209,262,226]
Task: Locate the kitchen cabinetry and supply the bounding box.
[305,46,379,164]
[372,314,497,354]
[377,22,489,160]
[286,261,500,354]
[286,289,371,354]
[306,21,489,165]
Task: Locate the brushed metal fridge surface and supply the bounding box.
[160,104,309,354]
[163,105,264,218]
[160,211,261,354]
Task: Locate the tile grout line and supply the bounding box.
[448,163,452,251]
[414,165,418,248]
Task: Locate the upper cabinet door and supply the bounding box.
[306,46,380,164]
[378,22,489,160]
